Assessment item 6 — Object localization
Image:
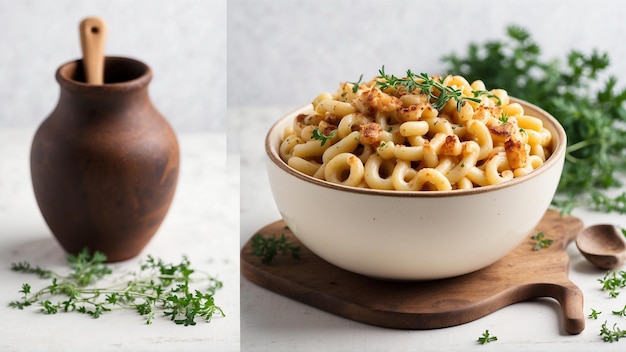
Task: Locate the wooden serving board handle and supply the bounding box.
[241,210,585,334]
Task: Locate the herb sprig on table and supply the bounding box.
[599,270,626,298]
[600,321,626,342]
[530,232,553,251]
[442,25,626,214]
[251,233,301,264]
[476,329,498,344]
[589,308,602,320]
[590,271,626,342]
[9,248,224,326]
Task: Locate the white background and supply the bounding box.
[0,0,226,132]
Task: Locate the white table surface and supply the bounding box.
[0,128,239,352]
[238,106,626,352]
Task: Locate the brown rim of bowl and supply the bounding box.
[266,97,567,198]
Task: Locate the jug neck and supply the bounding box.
[55,57,153,109]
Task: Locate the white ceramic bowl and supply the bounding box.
[265,98,567,280]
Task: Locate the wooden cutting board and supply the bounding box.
[241,210,586,334]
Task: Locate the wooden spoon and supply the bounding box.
[79,17,107,85]
[576,224,626,269]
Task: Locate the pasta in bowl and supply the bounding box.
[265,70,566,280]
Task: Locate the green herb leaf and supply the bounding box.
[311,127,337,146]
[251,233,301,264]
[11,261,53,279]
[531,232,553,251]
[589,308,602,319]
[477,329,498,344]
[499,113,509,125]
[612,305,626,317]
[350,74,364,93]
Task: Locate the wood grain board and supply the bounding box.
[241,210,586,334]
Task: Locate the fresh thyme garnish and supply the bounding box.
[589,308,602,319]
[350,74,364,93]
[311,127,337,146]
[530,232,553,251]
[600,321,626,342]
[375,66,500,112]
[612,305,626,317]
[477,329,498,344]
[599,270,626,298]
[472,89,502,105]
[499,113,509,124]
[9,248,224,326]
[251,233,301,264]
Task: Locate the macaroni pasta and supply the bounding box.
[279,72,553,191]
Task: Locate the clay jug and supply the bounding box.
[31,56,179,262]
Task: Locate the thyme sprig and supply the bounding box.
[350,74,364,93]
[530,232,553,251]
[476,329,498,344]
[251,233,301,264]
[375,67,500,111]
[612,305,626,317]
[9,248,224,326]
[599,270,626,298]
[600,321,626,342]
[589,308,602,319]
